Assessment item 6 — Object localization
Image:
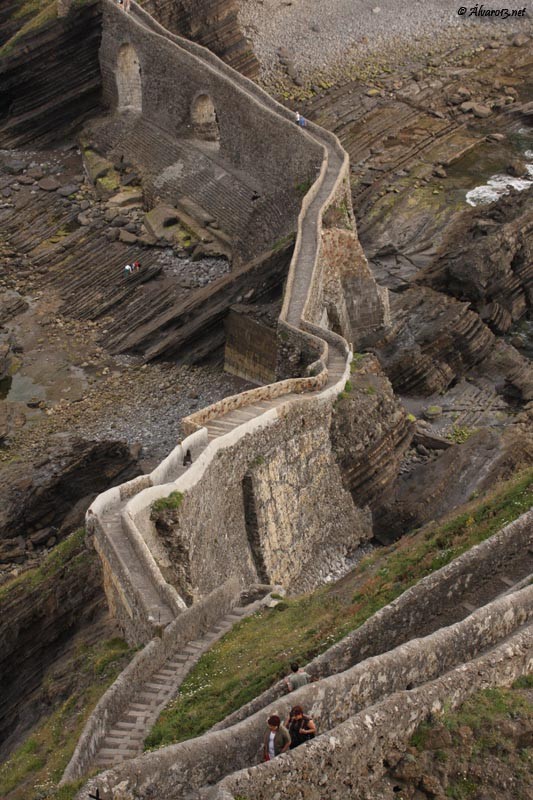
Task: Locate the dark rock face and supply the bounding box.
[420,189,533,334]
[0,435,141,558]
[142,0,259,78]
[375,428,504,542]
[0,530,105,759]
[330,355,414,508]
[374,287,494,396]
[0,1,103,148]
[374,410,533,542]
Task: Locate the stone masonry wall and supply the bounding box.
[62,578,241,782]
[99,1,322,224]
[76,582,533,799]
[218,624,533,800]
[144,397,369,599]
[214,508,533,729]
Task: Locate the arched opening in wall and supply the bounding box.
[242,474,268,583]
[191,93,220,144]
[116,43,142,113]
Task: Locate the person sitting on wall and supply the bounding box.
[182,449,192,467]
[263,715,291,761]
[284,662,310,692]
[285,705,316,749]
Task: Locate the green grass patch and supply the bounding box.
[0,1,57,58]
[151,490,184,515]
[0,528,87,604]
[0,637,135,800]
[447,425,476,445]
[145,467,533,750]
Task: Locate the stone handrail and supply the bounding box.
[216,623,533,800]
[77,578,533,799]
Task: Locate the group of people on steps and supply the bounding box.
[263,663,317,761]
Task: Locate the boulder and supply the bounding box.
[108,188,144,208]
[0,290,28,325]
[38,176,61,191]
[118,229,138,244]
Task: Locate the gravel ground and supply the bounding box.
[238,0,532,79]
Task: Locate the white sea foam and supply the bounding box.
[466,164,533,206]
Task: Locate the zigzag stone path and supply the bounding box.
[70,0,353,783]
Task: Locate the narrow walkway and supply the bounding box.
[94,604,253,769]
[101,500,175,629]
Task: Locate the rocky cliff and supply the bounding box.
[0,529,105,759]
[140,0,259,78]
[0,0,103,148]
[420,188,533,335]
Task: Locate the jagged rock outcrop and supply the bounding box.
[141,0,259,78]
[374,287,495,396]
[374,411,533,541]
[419,188,533,334]
[0,529,105,759]
[0,435,141,558]
[330,355,413,507]
[0,1,102,147]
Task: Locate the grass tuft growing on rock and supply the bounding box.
[145,467,533,749]
[151,490,184,515]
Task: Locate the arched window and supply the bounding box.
[191,94,220,142]
[116,44,142,113]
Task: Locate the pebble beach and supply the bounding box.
[238,0,532,80]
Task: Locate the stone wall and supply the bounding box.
[214,508,533,728]
[217,624,533,800]
[75,581,533,799]
[301,173,390,341]
[99,1,322,258]
[224,307,278,384]
[62,578,241,783]
[128,394,369,600]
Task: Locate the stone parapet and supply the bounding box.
[62,578,241,783]
[76,580,533,799]
[213,508,533,729]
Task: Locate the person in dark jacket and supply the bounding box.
[285,705,316,749]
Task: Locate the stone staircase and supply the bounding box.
[63,0,354,786]
[94,604,250,770]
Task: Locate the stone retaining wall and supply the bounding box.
[217,624,533,800]
[62,578,241,783]
[100,1,323,261]
[123,381,366,602]
[215,508,533,728]
[76,582,533,799]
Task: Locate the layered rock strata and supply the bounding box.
[420,188,533,334]
[141,0,259,78]
[0,1,103,148]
